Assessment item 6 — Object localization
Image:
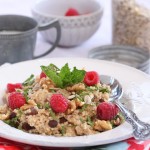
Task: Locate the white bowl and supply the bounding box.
[31,0,103,47]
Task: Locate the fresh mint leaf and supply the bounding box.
[80,104,88,112]
[99,87,110,93]
[59,63,70,79]
[48,64,60,72]
[41,66,63,88]
[86,86,97,91]
[41,63,86,88]
[71,67,86,84]
[87,116,94,127]
[60,125,66,136]
[4,117,19,128]
[44,103,50,109]
[80,117,84,123]
[49,109,56,119]
[59,63,72,87]
[75,94,84,101]
[23,74,35,86]
[23,88,30,102]
[37,103,42,109]
[18,109,23,117]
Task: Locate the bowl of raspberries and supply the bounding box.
[31,0,103,47]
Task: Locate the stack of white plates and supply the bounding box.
[88,45,150,74]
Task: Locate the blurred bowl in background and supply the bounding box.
[31,0,103,47]
[88,45,150,74]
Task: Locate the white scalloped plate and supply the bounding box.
[0,58,150,147]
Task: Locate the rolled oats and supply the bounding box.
[113,0,150,52]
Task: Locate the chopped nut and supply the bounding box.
[75,123,94,135]
[39,78,55,90]
[0,104,8,114]
[66,100,76,114]
[101,93,109,101]
[75,99,85,107]
[94,120,112,131]
[68,95,75,100]
[71,92,75,95]
[66,115,81,125]
[84,95,92,104]
[65,126,76,136]
[0,112,10,120]
[20,104,35,110]
[89,93,94,99]
[66,83,85,91]
[27,100,37,106]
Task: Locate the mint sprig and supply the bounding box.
[41,63,86,88]
[41,66,63,87]
[22,74,35,86]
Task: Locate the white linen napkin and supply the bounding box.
[122,82,150,123]
[124,83,150,105]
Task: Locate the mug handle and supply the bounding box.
[33,19,61,59]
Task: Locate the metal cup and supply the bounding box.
[0,15,61,64]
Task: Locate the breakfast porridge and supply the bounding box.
[0,63,124,136]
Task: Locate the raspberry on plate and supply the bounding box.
[97,102,119,121]
[50,94,69,113]
[8,92,26,110]
[7,83,22,93]
[65,8,80,16]
[84,71,100,86]
[40,71,47,79]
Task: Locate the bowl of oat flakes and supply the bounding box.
[0,58,149,147]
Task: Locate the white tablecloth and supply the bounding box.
[0,0,112,58]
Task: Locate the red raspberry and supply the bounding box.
[50,94,68,113]
[97,102,119,121]
[8,92,26,110]
[7,83,22,93]
[40,71,46,78]
[65,8,80,16]
[84,71,99,86]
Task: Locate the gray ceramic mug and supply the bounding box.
[0,15,61,64]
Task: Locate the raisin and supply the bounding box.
[26,107,38,116]
[91,116,96,121]
[48,120,58,128]
[59,117,67,124]
[99,99,105,102]
[9,112,16,119]
[22,122,35,131]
